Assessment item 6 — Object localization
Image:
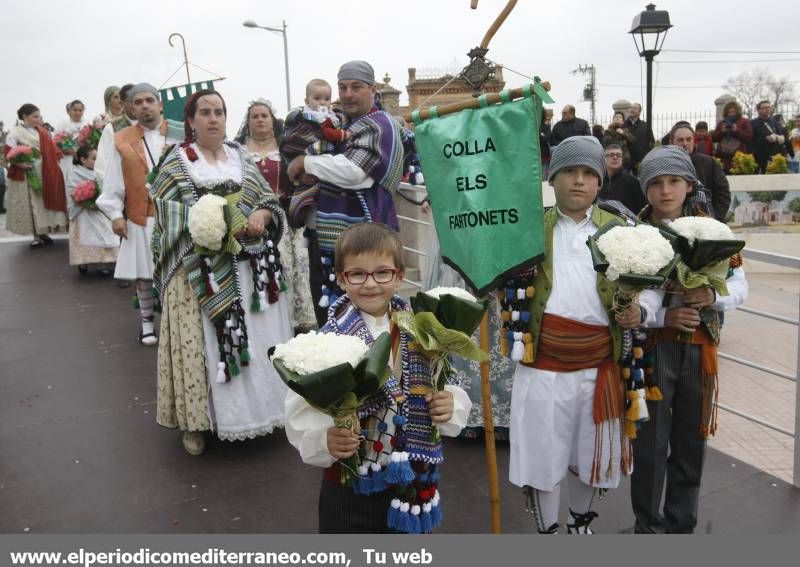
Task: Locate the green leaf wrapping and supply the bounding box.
[272,359,356,411]
[675,259,730,296]
[393,311,488,364]
[352,332,393,400]
[270,332,393,416]
[658,223,745,271]
[410,292,489,337]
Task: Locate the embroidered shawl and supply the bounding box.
[150,141,285,320]
[322,294,457,464]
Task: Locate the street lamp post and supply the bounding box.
[629,4,672,132]
[243,19,291,112]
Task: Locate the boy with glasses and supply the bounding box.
[285,222,471,533]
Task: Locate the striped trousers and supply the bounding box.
[631,340,707,534]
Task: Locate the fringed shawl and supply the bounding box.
[150,142,286,381]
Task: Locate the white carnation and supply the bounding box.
[188,194,228,251]
[597,224,675,282]
[669,216,735,244]
[424,286,478,302]
[271,331,369,374]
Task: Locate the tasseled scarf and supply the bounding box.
[150,142,286,383]
[321,294,451,532]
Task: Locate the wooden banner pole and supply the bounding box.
[404,83,551,124]
[479,310,502,533]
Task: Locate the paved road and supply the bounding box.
[1,241,798,533]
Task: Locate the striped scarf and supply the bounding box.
[322,294,451,532]
[322,294,448,464]
[150,142,286,380]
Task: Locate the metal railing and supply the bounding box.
[717,248,800,487]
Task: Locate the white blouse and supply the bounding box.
[186,143,243,186]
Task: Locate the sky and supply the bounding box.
[1,0,797,138]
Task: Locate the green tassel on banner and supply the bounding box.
[132,295,140,309]
[250,291,261,313]
[279,280,288,292]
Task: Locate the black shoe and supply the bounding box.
[78,265,89,275]
[30,239,44,249]
[117,280,131,288]
[98,268,112,276]
[40,235,54,245]
[566,509,598,534]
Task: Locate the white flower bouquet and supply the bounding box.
[269,331,392,484]
[587,223,679,312]
[659,216,745,296]
[189,194,228,251]
[188,193,248,255]
[588,223,679,436]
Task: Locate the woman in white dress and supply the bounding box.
[55,100,88,184]
[3,103,68,247]
[150,89,293,455]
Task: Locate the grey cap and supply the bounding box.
[128,82,159,100]
[337,60,375,85]
[548,135,606,184]
[638,145,698,194]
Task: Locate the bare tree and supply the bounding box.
[768,75,797,111]
[723,68,797,116]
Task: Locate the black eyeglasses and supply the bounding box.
[342,269,399,285]
[605,152,623,158]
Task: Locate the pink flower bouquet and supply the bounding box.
[6,145,43,195]
[77,124,102,149]
[72,180,100,209]
[53,131,78,154]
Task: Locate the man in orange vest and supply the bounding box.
[97,83,181,346]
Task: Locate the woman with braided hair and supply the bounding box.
[150,89,292,455]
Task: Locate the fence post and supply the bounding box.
[795,289,800,488]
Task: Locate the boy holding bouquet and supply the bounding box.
[632,145,749,533]
[285,222,472,533]
[508,136,661,534]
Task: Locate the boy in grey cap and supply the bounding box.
[631,145,748,533]
[509,136,660,534]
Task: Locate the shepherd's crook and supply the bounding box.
[169,33,190,85]
[470,0,518,536]
[462,1,519,93]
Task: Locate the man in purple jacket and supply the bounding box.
[287,60,404,324]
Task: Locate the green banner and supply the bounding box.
[159,81,217,122]
[413,84,550,295]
